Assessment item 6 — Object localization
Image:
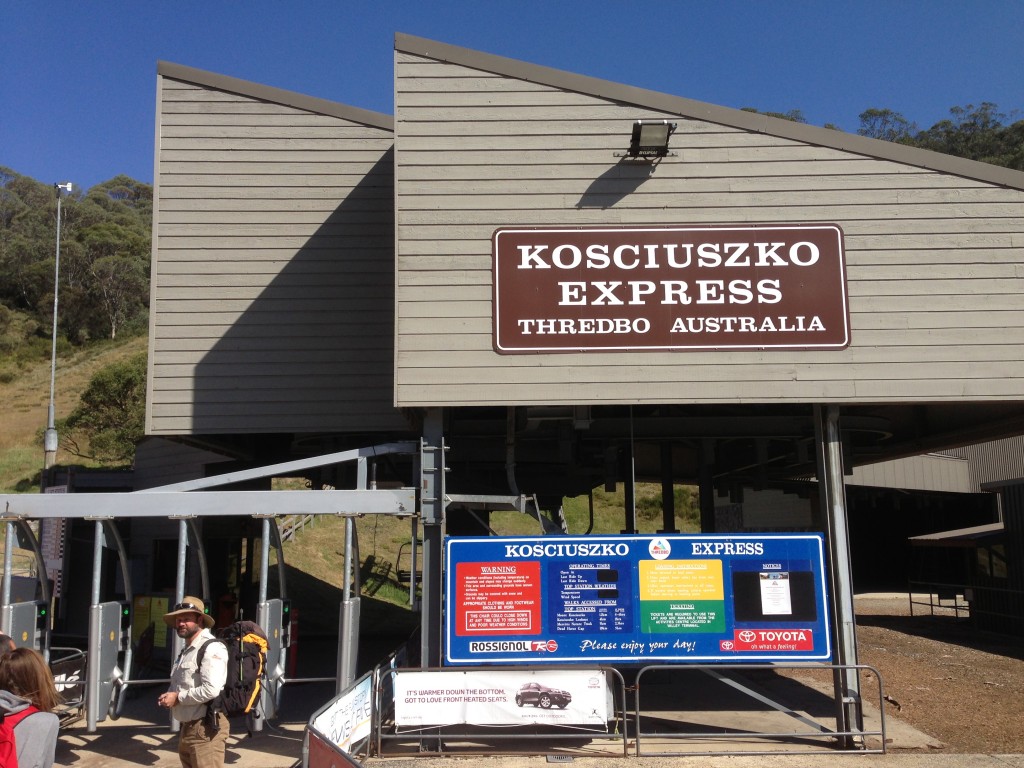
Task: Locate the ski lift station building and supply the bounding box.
[4,33,1024,751]
[150,32,1024,627]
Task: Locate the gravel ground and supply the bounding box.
[853,594,1024,754]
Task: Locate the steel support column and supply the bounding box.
[814,404,862,746]
[337,516,360,692]
[419,408,446,669]
[1,522,14,612]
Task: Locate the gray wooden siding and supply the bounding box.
[964,436,1024,489]
[148,72,407,435]
[848,454,973,494]
[133,437,233,489]
[393,49,1024,408]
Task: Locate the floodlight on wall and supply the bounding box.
[626,119,677,158]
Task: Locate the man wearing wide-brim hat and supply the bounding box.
[157,596,229,768]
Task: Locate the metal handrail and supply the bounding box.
[633,662,887,757]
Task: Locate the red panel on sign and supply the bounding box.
[455,561,542,636]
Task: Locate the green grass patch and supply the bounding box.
[281,483,701,613]
[0,445,43,493]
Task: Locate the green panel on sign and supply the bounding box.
[640,600,726,633]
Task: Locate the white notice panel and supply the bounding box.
[394,669,608,727]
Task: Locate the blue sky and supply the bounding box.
[4,1,1023,191]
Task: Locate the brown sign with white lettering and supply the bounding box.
[493,224,848,353]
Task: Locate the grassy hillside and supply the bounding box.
[282,479,701,620]
[0,335,147,492]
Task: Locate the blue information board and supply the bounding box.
[445,534,831,665]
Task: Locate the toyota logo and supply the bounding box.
[738,630,757,643]
[720,641,734,650]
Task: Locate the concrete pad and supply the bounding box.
[48,656,957,768]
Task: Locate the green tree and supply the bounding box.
[858,108,917,143]
[861,103,1024,170]
[0,169,153,357]
[915,103,1019,167]
[58,351,147,465]
[90,254,147,339]
[741,107,808,123]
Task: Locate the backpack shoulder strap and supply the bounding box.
[4,704,39,729]
[195,637,224,666]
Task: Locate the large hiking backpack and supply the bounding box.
[198,620,269,723]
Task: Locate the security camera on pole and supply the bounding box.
[43,182,73,476]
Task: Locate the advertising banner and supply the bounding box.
[310,674,373,753]
[394,669,608,727]
[493,224,848,352]
[445,534,830,664]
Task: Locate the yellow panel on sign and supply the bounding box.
[639,560,724,600]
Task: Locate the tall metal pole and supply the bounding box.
[44,183,72,473]
[814,404,863,746]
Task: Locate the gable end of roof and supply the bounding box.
[395,33,1024,191]
[157,61,394,132]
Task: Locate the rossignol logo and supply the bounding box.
[469,640,558,654]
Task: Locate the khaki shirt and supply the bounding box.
[168,628,228,722]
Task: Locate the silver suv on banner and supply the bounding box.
[493,224,849,353]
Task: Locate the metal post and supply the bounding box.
[340,460,367,687]
[185,519,211,605]
[13,521,53,661]
[86,520,104,732]
[44,183,71,473]
[419,408,445,668]
[1,522,14,619]
[408,516,419,610]
[259,518,270,605]
[337,517,360,692]
[814,404,863,746]
[168,518,189,733]
[356,456,368,490]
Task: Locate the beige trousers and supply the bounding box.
[178,711,229,768]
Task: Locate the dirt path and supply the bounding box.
[854,594,1024,753]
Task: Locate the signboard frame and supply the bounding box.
[445,534,831,665]
[493,224,849,353]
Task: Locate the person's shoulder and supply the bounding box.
[201,632,229,661]
[14,709,58,731]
